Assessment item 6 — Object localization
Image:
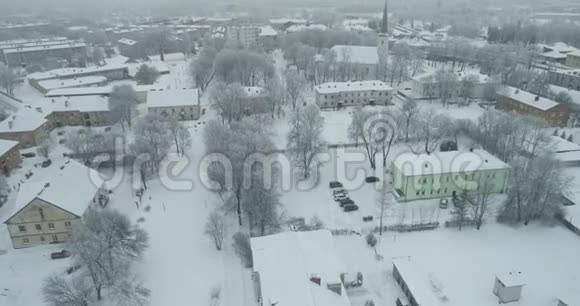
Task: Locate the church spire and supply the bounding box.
[381,0,388,34]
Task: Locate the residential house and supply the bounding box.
[147,89,201,121]
[390,149,510,202]
[548,69,580,91]
[549,85,580,127]
[393,259,442,306]
[496,87,569,126]
[314,80,394,109]
[565,51,580,69]
[0,139,21,175]
[2,41,87,68]
[0,107,51,148]
[2,160,107,249]
[251,230,352,306]
[44,96,112,127]
[411,70,498,100]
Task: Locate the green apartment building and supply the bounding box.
[390,150,510,202]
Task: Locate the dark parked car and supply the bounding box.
[41,159,52,168]
[343,204,359,212]
[329,181,343,188]
[51,250,71,260]
[22,152,36,158]
[365,176,380,183]
[339,198,355,207]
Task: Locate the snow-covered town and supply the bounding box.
[1,0,580,305]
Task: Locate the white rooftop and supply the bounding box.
[0,139,19,156]
[315,81,393,94]
[541,50,568,59]
[392,149,510,176]
[149,52,186,62]
[45,85,164,97]
[287,24,328,33]
[259,26,277,37]
[269,18,308,25]
[4,42,86,54]
[2,160,101,223]
[251,230,351,306]
[147,89,199,108]
[393,259,443,306]
[242,86,266,97]
[0,107,48,133]
[37,76,107,91]
[118,38,137,46]
[499,87,560,111]
[496,271,525,287]
[330,45,379,65]
[28,65,128,81]
[44,95,110,113]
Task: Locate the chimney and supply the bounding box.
[65,100,69,108]
[327,283,342,296]
[469,148,474,152]
[515,89,519,94]
[310,275,321,286]
[8,121,13,129]
[535,96,540,101]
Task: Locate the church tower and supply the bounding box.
[377,0,389,65]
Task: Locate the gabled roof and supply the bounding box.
[499,86,560,111]
[147,89,199,108]
[251,230,351,306]
[3,160,101,224]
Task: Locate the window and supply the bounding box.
[52,235,58,242]
[48,223,55,230]
[65,221,71,228]
[35,224,42,231]
[18,225,26,233]
[421,191,425,195]
[23,238,29,244]
[416,191,420,196]
[40,236,45,242]
[444,188,448,193]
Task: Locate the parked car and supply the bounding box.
[343,204,359,212]
[333,188,347,195]
[439,198,449,209]
[50,250,71,260]
[41,159,52,168]
[21,152,36,158]
[365,176,380,183]
[329,181,343,188]
[339,198,355,207]
[333,193,348,202]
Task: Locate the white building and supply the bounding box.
[251,230,351,306]
[226,26,260,47]
[411,70,498,100]
[314,80,393,109]
[147,89,201,121]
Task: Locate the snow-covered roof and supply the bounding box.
[259,26,277,37]
[392,149,510,176]
[28,65,128,81]
[3,42,86,54]
[412,69,492,84]
[567,50,580,58]
[37,76,107,91]
[118,38,137,46]
[496,271,525,287]
[287,24,328,33]
[45,85,164,97]
[3,160,101,223]
[0,107,48,133]
[393,259,442,306]
[251,230,351,306]
[330,45,378,65]
[147,89,199,108]
[540,50,567,59]
[105,55,130,66]
[149,52,186,62]
[543,42,577,54]
[44,95,110,113]
[499,87,560,111]
[269,18,308,25]
[343,24,374,32]
[0,38,76,50]
[315,80,393,94]
[0,139,19,156]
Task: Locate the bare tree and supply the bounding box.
[143,29,174,60]
[109,85,139,130]
[37,141,51,159]
[92,47,105,66]
[286,105,326,178]
[377,180,394,236]
[347,107,384,169]
[166,117,191,156]
[264,76,287,118]
[400,98,418,143]
[412,112,451,154]
[43,274,93,306]
[134,64,160,85]
[66,128,117,164]
[459,75,478,103]
[205,209,226,251]
[0,63,16,96]
[435,70,458,106]
[190,40,221,92]
[132,113,172,175]
[232,232,253,268]
[468,177,494,230]
[210,82,246,124]
[285,69,307,110]
[450,190,470,231]
[243,177,283,236]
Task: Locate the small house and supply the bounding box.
[493,272,525,303]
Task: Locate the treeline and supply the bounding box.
[487,21,580,47]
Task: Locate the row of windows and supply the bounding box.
[415,173,497,185]
[324,91,388,99]
[18,221,71,233]
[22,235,59,244]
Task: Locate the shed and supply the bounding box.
[493,272,525,303]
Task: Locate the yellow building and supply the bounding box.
[2,160,107,249]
